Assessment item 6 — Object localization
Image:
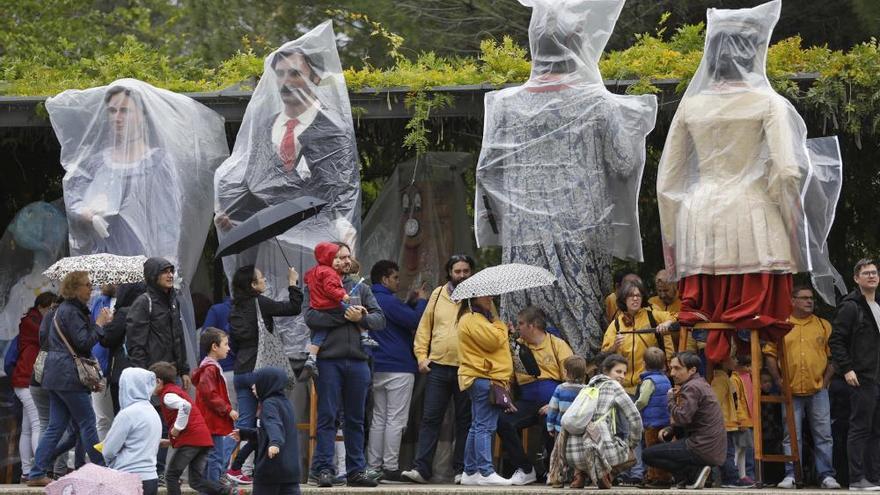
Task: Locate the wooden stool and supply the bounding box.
[294,382,317,468]
[677,323,802,487]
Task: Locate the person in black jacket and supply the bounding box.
[304,242,385,488]
[126,258,190,386]
[26,271,113,487]
[226,264,302,484]
[98,282,147,412]
[829,258,880,490]
[232,367,301,495]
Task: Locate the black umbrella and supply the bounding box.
[215,196,327,265]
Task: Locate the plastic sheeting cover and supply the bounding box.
[475,0,657,357]
[657,0,827,282]
[47,78,229,367]
[0,201,66,343]
[360,152,473,295]
[214,21,360,357]
[804,136,847,304]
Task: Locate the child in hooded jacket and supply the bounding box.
[100,367,162,495]
[150,361,238,495]
[231,367,301,495]
[302,242,373,377]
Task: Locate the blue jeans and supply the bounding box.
[52,422,86,470]
[464,379,500,477]
[783,389,835,479]
[310,358,371,476]
[412,363,471,478]
[29,390,104,479]
[232,372,258,470]
[207,434,234,482]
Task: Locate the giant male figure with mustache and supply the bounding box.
[215,22,361,358]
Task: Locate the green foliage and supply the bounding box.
[2,4,880,152]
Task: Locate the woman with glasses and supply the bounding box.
[600,279,676,395]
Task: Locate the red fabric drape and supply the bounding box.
[678,273,793,363]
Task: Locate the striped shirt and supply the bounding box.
[546,382,587,432]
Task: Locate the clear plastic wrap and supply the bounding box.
[359,152,473,294]
[474,0,657,357]
[657,0,822,281]
[804,137,847,304]
[0,201,66,342]
[214,21,360,357]
[47,78,229,367]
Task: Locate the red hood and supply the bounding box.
[313,242,339,267]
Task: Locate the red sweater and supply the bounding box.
[159,383,214,448]
[304,242,346,310]
[192,358,234,435]
[12,309,42,388]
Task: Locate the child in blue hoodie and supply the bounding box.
[231,367,301,495]
[100,367,162,495]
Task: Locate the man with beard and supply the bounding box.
[402,255,477,484]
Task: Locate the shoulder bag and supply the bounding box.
[54,314,104,392]
[253,299,297,388]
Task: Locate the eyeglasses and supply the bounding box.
[859,270,879,277]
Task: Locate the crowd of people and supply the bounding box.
[6,251,880,492]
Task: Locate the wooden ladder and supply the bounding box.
[677,323,803,488]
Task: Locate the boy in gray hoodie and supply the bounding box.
[101,367,162,495]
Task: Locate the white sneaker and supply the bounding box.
[454,473,462,485]
[478,472,513,486]
[509,468,537,486]
[777,476,796,489]
[400,469,427,484]
[688,466,712,490]
[823,477,842,490]
[460,472,480,485]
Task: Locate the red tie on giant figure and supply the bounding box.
[280,118,299,171]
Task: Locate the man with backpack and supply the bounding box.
[497,305,572,485]
[126,257,190,485]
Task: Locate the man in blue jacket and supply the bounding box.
[366,260,428,482]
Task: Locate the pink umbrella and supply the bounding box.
[46,464,142,495]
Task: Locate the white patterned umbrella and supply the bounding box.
[43,253,147,286]
[450,263,557,301]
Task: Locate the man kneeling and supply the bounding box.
[642,352,726,489]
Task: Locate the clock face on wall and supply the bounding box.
[404,218,420,237]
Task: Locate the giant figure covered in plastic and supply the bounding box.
[47,79,229,365]
[656,0,844,362]
[475,0,657,358]
[0,201,67,341]
[214,21,360,357]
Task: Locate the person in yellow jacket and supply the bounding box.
[649,269,697,354]
[403,255,476,485]
[456,295,514,486]
[763,285,840,490]
[604,271,641,325]
[499,306,573,485]
[712,353,754,488]
[601,280,675,394]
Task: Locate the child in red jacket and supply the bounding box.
[150,361,239,495]
[302,242,376,377]
[193,328,239,486]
